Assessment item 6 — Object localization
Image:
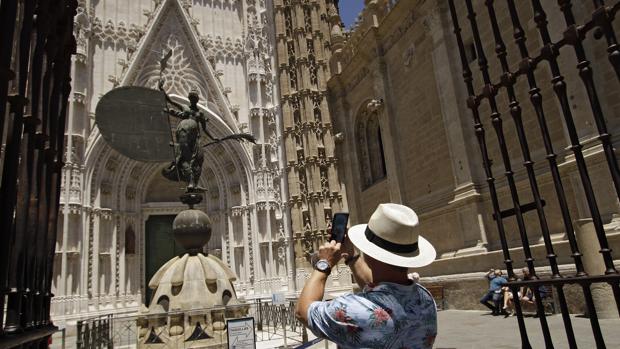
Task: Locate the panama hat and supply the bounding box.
[347,203,436,268]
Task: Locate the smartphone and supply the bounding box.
[330,212,349,243]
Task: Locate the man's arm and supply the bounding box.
[295,240,342,327]
[347,254,372,289]
[341,237,371,289]
[295,270,329,327]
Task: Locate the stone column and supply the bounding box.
[92,210,100,310]
[80,208,90,313]
[575,219,618,319]
[428,2,488,255]
[266,208,274,283]
[118,217,126,307]
[227,215,235,272]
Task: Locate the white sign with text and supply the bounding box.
[272,292,286,305]
[226,317,255,349]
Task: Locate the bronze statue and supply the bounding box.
[159,81,215,191]
[158,49,255,193]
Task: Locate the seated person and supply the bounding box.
[505,267,552,315]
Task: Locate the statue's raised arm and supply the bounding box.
[158,79,185,114]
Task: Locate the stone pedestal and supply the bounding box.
[575,219,618,319]
[137,202,249,347]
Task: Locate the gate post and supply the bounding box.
[575,219,618,319]
[76,321,83,349]
[257,299,263,331]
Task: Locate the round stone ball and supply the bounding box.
[172,209,212,251]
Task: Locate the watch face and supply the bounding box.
[316,260,330,271]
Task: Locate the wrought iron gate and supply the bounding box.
[448,1,620,348]
[0,0,77,347]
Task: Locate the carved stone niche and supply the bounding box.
[105,157,119,172]
[125,186,136,200]
[230,183,241,194]
[100,180,113,195]
[225,162,236,174]
[130,166,141,181]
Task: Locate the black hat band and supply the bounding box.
[365,226,419,254]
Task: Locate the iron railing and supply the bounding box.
[0,0,77,347]
[76,300,312,348]
[449,1,620,348]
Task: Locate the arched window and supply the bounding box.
[366,115,387,181]
[356,102,387,189]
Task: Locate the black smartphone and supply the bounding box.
[330,212,349,243]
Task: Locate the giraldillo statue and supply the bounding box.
[159,81,215,190]
[156,50,255,193]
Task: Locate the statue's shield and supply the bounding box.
[96,86,174,162]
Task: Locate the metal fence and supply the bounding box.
[75,300,313,348]
[0,0,77,348]
[448,1,620,348]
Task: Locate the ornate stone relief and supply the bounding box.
[138,34,210,101]
[200,35,244,60]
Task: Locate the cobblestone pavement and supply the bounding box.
[265,309,620,348]
[434,310,620,349]
[52,309,620,348]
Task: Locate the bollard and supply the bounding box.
[302,325,308,343]
[107,315,113,349]
[93,320,99,349]
[257,299,263,331]
[575,218,618,319]
[84,323,90,348]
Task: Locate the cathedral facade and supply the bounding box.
[51,0,350,326]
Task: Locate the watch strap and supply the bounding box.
[345,254,360,266]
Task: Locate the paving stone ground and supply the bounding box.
[434,310,620,349]
[52,309,620,348]
[262,309,620,348]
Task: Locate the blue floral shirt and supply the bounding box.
[307,282,437,349]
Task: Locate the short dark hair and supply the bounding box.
[366,254,408,273]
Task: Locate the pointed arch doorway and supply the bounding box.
[144,215,184,305]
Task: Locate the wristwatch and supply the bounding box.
[314,259,331,274]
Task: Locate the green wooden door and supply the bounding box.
[144,215,185,305]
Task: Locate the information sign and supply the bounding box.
[272,292,286,305]
[227,317,255,349]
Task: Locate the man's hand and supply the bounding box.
[317,240,343,268]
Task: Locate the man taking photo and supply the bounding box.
[295,203,438,348]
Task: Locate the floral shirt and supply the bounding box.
[307,282,437,349]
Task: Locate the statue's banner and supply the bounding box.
[96,86,174,162]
